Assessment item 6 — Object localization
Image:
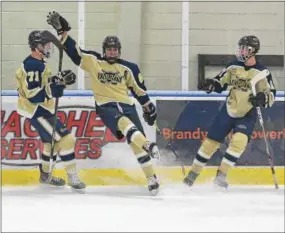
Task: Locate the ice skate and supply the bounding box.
[39,164,65,187]
[147,174,160,196]
[183,170,199,187]
[213,170,229,189]
[67,173,86,193]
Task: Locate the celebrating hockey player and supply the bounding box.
[15,30,86,192]
[46,11,160,195]
[183,35,276,188]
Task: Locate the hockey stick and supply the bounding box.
[250,69,279,189]
[42,31,64,179]
[154,121,186,176]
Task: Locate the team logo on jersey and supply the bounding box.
[98,70,128,85]
[230,76,251,91]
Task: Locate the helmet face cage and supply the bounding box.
[36,42,53,59]
[236,35,260,62]
[235,44,255,62]
[102,36,122,63]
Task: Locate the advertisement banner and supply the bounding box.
[156,100,285,166]
[1,96,155,169]
[1,92,284,185]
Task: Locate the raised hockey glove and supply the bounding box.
[198,79,215,93]
[47,11,71,35]
[248,92,269,108]
[50,70,76,86]
[143,102,157,126]
[50,83,66,98]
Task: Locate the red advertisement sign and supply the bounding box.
[1,106,126,164]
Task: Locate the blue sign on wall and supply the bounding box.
[156,100,284,167]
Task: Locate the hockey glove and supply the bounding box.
[143,102,157,126]
[47,11,71,35]
[248,92,269,108]
[50,70,76,86]
[50,83,66,98]
[198,79,215,93]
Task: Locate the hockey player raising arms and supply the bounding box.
[183,35,276,188]
[15,30,85,192]
[47,11,160,195]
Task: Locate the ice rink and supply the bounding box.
[2,184,284,232]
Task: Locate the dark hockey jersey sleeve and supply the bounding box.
[62,34,102,72]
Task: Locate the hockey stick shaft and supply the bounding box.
[43,31,64,176]
[48,97,60,174]
[250,70,279,189]
[154,121,186,176]
[256,107,279,189]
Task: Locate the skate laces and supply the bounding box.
[147,176,158,186]
[51,176,63,182]
[68,173,81,184]
[187,171,199,180]
[216,170,227,181]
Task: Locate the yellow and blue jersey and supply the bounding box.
[212,60,276,118]
[15,56,54,119]
[62,35,150,106]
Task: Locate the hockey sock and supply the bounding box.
[219,132,248,174]
[130,142,155,178]
[54,134,77,173]
[41,143,58,173]
[191,138,220,174]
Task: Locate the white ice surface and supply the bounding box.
[2,184,284,232]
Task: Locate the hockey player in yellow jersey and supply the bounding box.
[47,11,160,195]
[183,35,276,188]
[15,30,86,192]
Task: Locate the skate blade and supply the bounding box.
[150,188,159,196]
[39,183,66,190]
[183,180,194,188]
[213,183,228,192]
[70,187,86,194]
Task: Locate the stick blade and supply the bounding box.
[42,30,64,50]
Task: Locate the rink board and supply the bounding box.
[2,167,285,186]
[1,91,285,186]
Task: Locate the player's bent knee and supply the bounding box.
[228,132,248,155]
[198,138,220,158]
[118,116,140,144]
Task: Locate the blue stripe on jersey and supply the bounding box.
[118,59,150,105]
